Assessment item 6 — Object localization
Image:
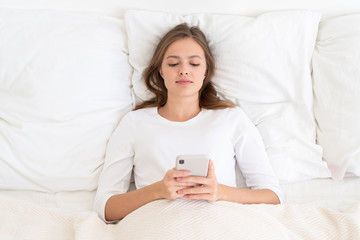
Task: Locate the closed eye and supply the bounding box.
[168,63,179,67]
[191,64,200,66]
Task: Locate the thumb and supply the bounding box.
[207,159,216,178]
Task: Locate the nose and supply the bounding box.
[179,67,189,76]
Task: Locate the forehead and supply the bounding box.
[164,37,205,57]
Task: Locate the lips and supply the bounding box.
[176,79,193,85]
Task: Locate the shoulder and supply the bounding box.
[113,107,158,136]
[204,106,250,122]
[208,107,258,134]
[201,106,254,129]
[224,106,247,116]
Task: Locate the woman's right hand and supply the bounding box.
[157,168,195,200]
[104,168,194,221]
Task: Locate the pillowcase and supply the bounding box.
[312,14,360,180]
[125,9,331,183]
[0,8,133,192]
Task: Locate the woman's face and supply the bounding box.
[159,37,207,100]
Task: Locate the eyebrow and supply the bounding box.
[166,55,202,59]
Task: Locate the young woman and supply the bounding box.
[94,23,283,223]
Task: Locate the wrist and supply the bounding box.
[150,181,163,200]
[217,184,227,201]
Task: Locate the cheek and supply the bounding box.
[160,67,175,78]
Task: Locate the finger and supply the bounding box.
[176,177,199,184]
[177,176,208,185]
[178,185,210,195]
[175,182,197,188]
[168,169,191,178]
[184,193,212,201]
[207,159,215,178]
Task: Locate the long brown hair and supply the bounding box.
[134,23,235,110]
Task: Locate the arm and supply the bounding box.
[104,181,160,221]
[104,168,196,221]
[217,185,280,204]
[177,160,280,204]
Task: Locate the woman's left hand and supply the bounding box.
[176,160,222,202]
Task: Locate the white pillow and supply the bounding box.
[312,14,360,180]
[0,9,133,191]
[125,10,331,183]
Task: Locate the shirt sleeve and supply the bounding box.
[93,112,135,222]
[234,110,284,204]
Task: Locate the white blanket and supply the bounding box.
[1,197,360,240]
[0,197,74,240]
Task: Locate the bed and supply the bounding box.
[0,0,360,239]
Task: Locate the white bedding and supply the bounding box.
[1,177,359,239]
[0,197,74,240]
[1,195,359,240]
[282,177,360,212]
[89,199,360,240]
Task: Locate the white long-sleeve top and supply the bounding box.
[94,107,284,222]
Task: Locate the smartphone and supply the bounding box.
[176,154,209,177]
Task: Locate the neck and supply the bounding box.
[158,96,201,122]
